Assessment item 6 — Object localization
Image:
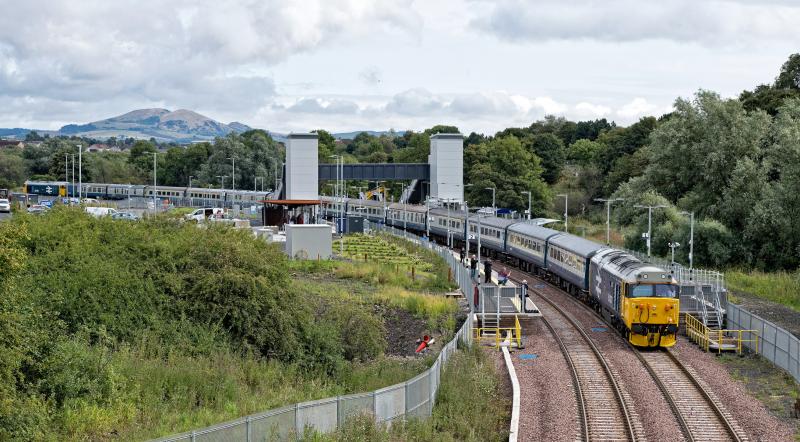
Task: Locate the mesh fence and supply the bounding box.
[153,225,472,442]
[727,303,799,382]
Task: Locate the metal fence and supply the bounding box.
[727,303,800,382]
[154,225,473,442]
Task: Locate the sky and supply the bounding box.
[1,0,799,134]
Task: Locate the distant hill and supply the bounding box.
[54,108,252,142]
[0,108,407,144]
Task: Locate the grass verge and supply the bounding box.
[726,270,800,311]
[305,345,510,442]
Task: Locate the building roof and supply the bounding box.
[261,199,320,206]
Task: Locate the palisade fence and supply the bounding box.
[153,224,473,442]
[726,303,800,382]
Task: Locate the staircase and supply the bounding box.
[399,179,418,204]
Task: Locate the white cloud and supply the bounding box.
[616,98,670,119]
[285,98,360,114]
[0,0,418,127]
[474,0,800,46]
[385,88,445,115]
[574,102,612,118]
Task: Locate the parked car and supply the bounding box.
[184,207,225,222]
[27,205,49,215]
[111,211,139,221]
[84,207,118,217]
[0,199,10,213]
[82,198,100,204]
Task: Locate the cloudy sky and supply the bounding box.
[1,0,798,134]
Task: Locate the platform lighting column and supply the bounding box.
[668,242,681,267]
[634,204,666,257]
[477,209,482,268]
[64,154,68,187]
[681,211,695,277]
[71,154,75,200]
[521,191,531,220]
[485,187,495,216]
[425,197,430,238]
[594,197,625,245]
[556,193,568,232]
[464,201,470,258]
[446,198,452,248]
[78,144,82,201]
[188,176,195,206]
[152,152,158,213]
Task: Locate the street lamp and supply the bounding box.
[485,187,496,216]
[594,197,625,245]
[680,211,695,275]
[558,194,569,232]
[228,157,235,191]
[78,144,82,201]
[152,152,158,212]
[668,242,681,267]
[217,175,227,190]
[634,204,667,257]
[188,176,195,207]
[521,191,532,220]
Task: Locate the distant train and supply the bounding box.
[321,196,680,348]
[23,181,271,205]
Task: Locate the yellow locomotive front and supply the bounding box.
[621,272,680,347]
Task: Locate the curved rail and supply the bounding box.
[504,263,746,442]
[534,286,637,442]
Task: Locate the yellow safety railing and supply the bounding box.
[685,313,759,354]
[474,315,523,349]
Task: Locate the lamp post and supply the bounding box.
[152,152,158,213]
[228,157,235,191]
[680,211,695,275]
[558,193,569,232]
[668,242,681,267]
[485,187,496,216]
[634,204,667,257]
[78,144,82,201]
[594,197,625,245]
[71,154,75,200]
[188,176,195,206]
[217,175,227,190]
[521,191,532,220]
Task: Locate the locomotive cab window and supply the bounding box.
[629,284,677,298]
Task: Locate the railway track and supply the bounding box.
[534,284,639,441]
[634,349,747,442]
[495,259,747,442]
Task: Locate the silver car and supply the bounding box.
[0,199,9,213]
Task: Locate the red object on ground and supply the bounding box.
[415,335,431,353]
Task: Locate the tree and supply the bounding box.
[0,151,26,189]
[128,140,158,173]
[567,139,605,167]
[527,133,566,184]
[775,53,800,90]
[465,136,550,214]
[314,130,336,162]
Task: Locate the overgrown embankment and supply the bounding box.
[0,209,459,440]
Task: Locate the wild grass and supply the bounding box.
[726,270,800,311]
[308,345,510,442]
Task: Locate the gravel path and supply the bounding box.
[515,318,579,442]
[672,338,796,442]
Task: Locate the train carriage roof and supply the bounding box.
[507,222,563,241]
[347,198,385,209]
[548,234,606,258]
[429,207,466,218]
[467,215,517,229]
[388,203,427,213]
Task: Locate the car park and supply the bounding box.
[85,207,118,217]
[27,205,49,215]
[111,211,139,221]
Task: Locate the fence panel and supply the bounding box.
[296,398,338,435]
[405,371,432,418]
[727,303,800,384]
[251,407,296,441]
[375,384,406,423]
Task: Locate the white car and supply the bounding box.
[0,199,10,213]
[84,207,118,217]
[185,208,225,222]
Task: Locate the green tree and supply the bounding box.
[0,151,25,189]
[567,139,605,167]
[465,136,550,214]
[527,133,566,184]
[775,53,800,90]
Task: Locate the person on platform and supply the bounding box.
[498,267,510,285]
[470,255,478,279]
[459,248,465,264]
[484,259,492,284]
